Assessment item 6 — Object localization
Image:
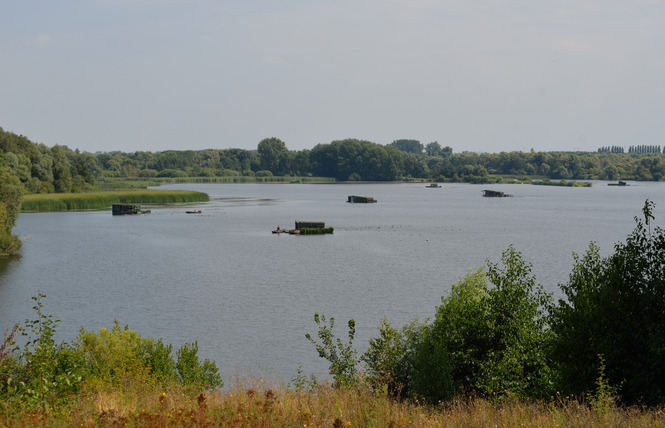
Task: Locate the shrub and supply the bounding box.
[1,293,86,407]
[362,318,427,399]
[1,294,224,409]
[306,313,357,387]
[175,341,223,388]
[404,253,554,403]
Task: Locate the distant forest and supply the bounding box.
[2,127,665,196]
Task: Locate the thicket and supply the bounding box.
[0,293,222,411]
[308,200,665,407]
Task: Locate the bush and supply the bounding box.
[157,169,188,178]
[217,169,240,177]
[1,293,87,407]
[382,252,554,404]
[139,169,158,177]
[306,313,357,387]
[361,317,426,398]
[176,341,223,388]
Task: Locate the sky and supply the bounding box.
[1,0,664,154]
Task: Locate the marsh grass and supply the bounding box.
[2,379,664,427]
[532,179,593,187]
[20,190,209,212]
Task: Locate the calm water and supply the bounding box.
[1,182,663,382]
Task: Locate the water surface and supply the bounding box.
[1,182,663,382]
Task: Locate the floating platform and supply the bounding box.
[112,204,151,215]
[273,221,333,235]
[482,190,512,197]
[347,195,377,203]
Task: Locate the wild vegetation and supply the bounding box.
[20,190,209,212]
[0,152,23,256]
[532,179,593,187]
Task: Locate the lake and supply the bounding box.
[1,181,663,383]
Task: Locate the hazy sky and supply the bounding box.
[2,1,664,154]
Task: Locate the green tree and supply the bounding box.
[258,137,288,176]
[550,200,665,405]
[51,145,73,192]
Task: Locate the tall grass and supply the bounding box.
[1,380,664,427]
[20,190,209,212]
[532,179,593,187]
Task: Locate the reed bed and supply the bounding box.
[2,380,664,427]
[532,179,592,187]
[162,176,336,184]
[20,190,209,212]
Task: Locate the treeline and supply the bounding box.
[3,128,665,194]
[599,145,663,154]
[310,200,665,406]
[628,145,662,154]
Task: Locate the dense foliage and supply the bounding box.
[0,293,222,410]
[310,200,665,406]
[549,200,665,405]
[0,152,23,255]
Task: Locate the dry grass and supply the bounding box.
[2,378,665,427]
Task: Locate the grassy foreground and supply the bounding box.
[2,380,664,427]
[20,190,209,212]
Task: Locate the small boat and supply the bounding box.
[608,180,627,186]
[186,209,202,214]
[426,183,441,188]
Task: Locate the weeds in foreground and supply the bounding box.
[2,379,665,427]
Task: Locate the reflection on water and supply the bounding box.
[0,182,663,383]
